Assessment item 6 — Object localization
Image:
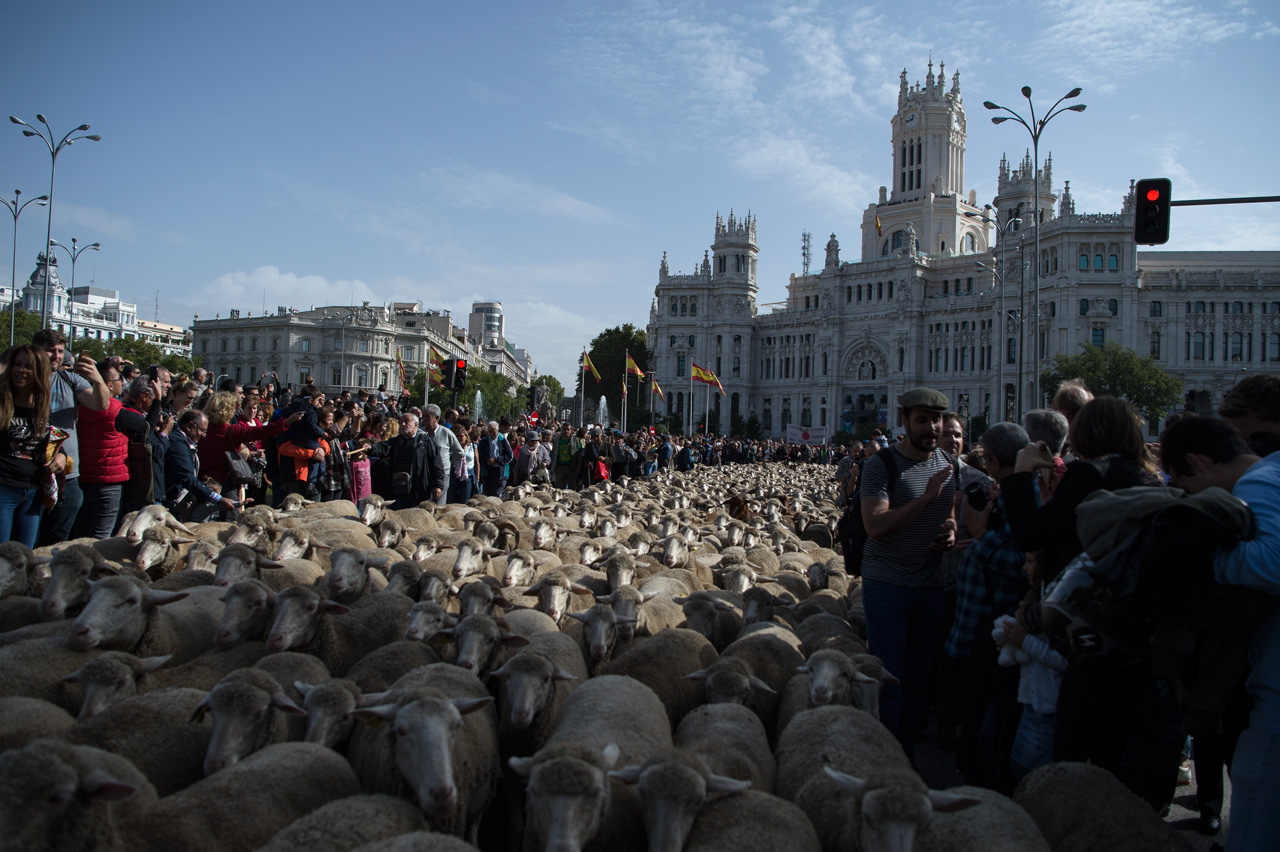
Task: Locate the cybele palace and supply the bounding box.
[646,64,1280,438]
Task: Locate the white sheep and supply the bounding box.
[598,627,719,730]
[914,784,1050,851]
[674,702,776,792]
[488,631,587,756]
[66,575,224,665]
[191,667,309,775]
[264,583,412,676]
[255,793,428,852]
[608,748,753,851]
[683,789,822,852]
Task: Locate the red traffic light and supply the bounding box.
[1145,188,1161,202]
[455,360,465,369]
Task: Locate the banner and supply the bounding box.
[690,362,725,395]
[625,353,645,378]
[785,424,827,445]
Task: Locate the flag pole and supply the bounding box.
[622,350,628,433]
[688,364,693,436]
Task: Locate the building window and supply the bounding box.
[762,407,772,430]
[1193,301,1206,314]
[943,280,949,296]
[821,353,828,376]
[201,340,208,353]
[676,355,686,377]
[250,338,257,351]
[1109,254,1119,270]
[669,335,676,348]
[300,338,312,352]
[332,367,341,385]
[1192,332,1206,361]
[1079,254,1088,270]
[804,296,810,310]
[846,286,852,303]
[358,339,369,353]
[1092,328,1105,348]
[877,282,884,300]
[271,337,279,351]
[1094,254,1103,271]
[299,368,310,385]
[1108,299,1118,317]
[1079,299,1089,317]
[1149,301,1162,317]
[1266,333,1280,362]
[1150,331,1161,359]
[680,300,687,316]
[1230,333,1244,361]
[689,298,697,316]
[670,299,678,316]
[220,339,228,353]
[857,284,863,302]
[966,277,972,294]
[688,335,695,347]
[814,294,819,309]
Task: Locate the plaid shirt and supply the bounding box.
[944,497,1029,660]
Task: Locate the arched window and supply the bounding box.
[1079,299,1089,316]
[1192,332,1206,361]
[1094,254,1104,270]
[1109,254,1119,270]
[1079,254,1089,270]
[680,300,687,316]
[1194,301,1206,314]
[846,286,852,303]
[943,280,949,296]
[1108,299,1118,316]
[857,284,863,302]
[965,233,976,253]
[732,356,741,377]
[687,335,695,347]
[689,298,697,316]
[670,299,678,316]
[1149,301,1162,317]
[888,281,894,299]
[877,281,884,300]
[669,335,676,348]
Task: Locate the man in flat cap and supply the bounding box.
[858,386,959,757]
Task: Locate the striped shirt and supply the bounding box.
[860,445,956,588]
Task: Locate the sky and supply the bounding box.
[3,0,1277,384]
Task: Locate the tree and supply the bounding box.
[581,324,649,426]
[1041,342,1183,422]
[0,307,45,349]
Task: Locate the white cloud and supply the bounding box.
[424,165,619,225]
[55,204,139,243]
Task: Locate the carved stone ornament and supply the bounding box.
[843,344,886,380]
[1087,299,1112,318]
[733,297,748,314]
[716,297,727,314]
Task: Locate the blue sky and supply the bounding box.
[3,0,1276,384]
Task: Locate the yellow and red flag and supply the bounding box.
[691,362,725,395]
[583,351,601,381]
[625,353,645,378]
[651,378,663,401]
[875,214,883,237]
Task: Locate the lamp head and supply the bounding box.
[1020,86,1032,98]
[35,114,47,124]
[22,130,37,138]
[88,243,100,250]
[76,124,90,131]
[50,239,63,248]
[1068,104,1087,112]
[35,196,48,203]
[1066,88,1082,99]
[84,135,102,141]
[8,116,22,125]
[982,101,999,110]
[991,117,1009,125]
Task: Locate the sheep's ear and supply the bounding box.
[854,671,878,685]
[508,755,535,778]
[429,628,456,642]
[136,655,172,674]
[672,595,689,605]
[356,690,391,708]
[488,661,512,679]
[169,537,196,545]
[293,681,316,699]
[91,562,119,578]
[683,669,708,682]
[164,517,197,536]
[564,612,588,623]
[641,590,661,602]
[367,555,391,567]
[311,541,333,551]
[189,696,211,724]
[881,670,901,686]
[500,633,531,648]
[927,790,982,813]
[551,667,578,682]
[320,601,351,615]
[748,676,776,695]
[80,769,138,803]
[568,583,593,596]
[594,593,615,604]
[351,704,398,727]
[62,667,83,683]
[492,597,515,611]
[452,696,494,716]
[796,664,811,674]
[143,588,189,609]
[271,691,306,716]
[824,766,867,799]
[712,599,736,612]
[707,773,752,794]
[524,581,544,595]
[256,556,286,569]
[601,743,620,768]
[609,765,643,785]
[29,554,52,566]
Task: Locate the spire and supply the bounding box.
[660,251,669,278]
[951,69,961,97]
[926,57,935,90]
[937,61,945,95]
[899,68,908,107]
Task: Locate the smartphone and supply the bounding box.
[148,365,160,382]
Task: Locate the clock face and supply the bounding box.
[904,112,918,127]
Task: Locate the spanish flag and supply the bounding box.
[428,364,444,388]
[583,351,601,381]
[651,378,664,401]
[396,351,406,388]
[875,214,882,237]
[625,353,645,378]
[429,345,445,367]
[691,362,725,395]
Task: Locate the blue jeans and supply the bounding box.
[38,476,83,545]
[1227,727,1280,852]
[862,578,945,753]
[1010,707,1056,781]
[448,475,472,504]
[75,481,122,539]
[0,485,42,548]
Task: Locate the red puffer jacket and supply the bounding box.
[77,398,129,484]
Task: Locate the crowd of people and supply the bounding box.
[833,376,1278,852]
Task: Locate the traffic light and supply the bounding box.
[442,360,456,389]
[1133,178,1172,245]
[452,359,467,389]
[527,385,537,410]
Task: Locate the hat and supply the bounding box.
[899,387,949,412]
[528,431,540,441]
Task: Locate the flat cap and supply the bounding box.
[899,387,949,412]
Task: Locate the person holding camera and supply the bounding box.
[164,409,238,520]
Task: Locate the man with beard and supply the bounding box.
[859,387,958,756]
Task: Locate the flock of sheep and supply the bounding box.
[0,464,1195,852]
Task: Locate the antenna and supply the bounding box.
[801,231,811,275]
[154,290,160,322]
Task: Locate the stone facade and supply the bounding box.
[646,64,1280,438]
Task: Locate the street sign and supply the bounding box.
[528,411,540,426]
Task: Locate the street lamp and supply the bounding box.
[1,189,49,347]
[50,238,100,342]
[8,115,102,327]
[983,87,1086,410]
[968,210,1022,421]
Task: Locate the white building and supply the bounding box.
[136,319,192,358]
[18,252,142,344]
[468,300,535,384]
[646,64,1280,438]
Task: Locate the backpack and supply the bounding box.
[837,453,900,578]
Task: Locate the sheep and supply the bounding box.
[325,547,391,604]
[0,541,40,599]
[0,739,158,852]
[796,612,868,658]
[1013,761,1197,852]
[741,585,798,628]
[597,584,685,640]
[359,493,391,526]
[794,589,847,621]
[685,623,803,738]
[598,627,719,730]
[141,743,363,852]
[419,566,455,606]
[255,794,428,852]
[384,560,425,598]
[264,584,412,676]
[224,513,277,552]
[210,543,325,592]
[37,544,120,621]
[60,687,211,796]
[215,579,276,647]
[0,697,76,752]
[62,651,173,718]
[118,502,196,544]
[131,526,194,578]
[775,706,980,852]
[508,675,673,852]
[498,549,537,588]
[348,663,500,840]
[270,527,334,566]
[757,570,811,602]
[524,570,594,624]
[500,606,560,638]
[659,535,716,587]
[374,515,415,549]
[0,638,104,713]
[183,538,221,574]
[675,701,776,791]
[683,789,822,852]
[675,591,742,652]
[914,784,1051,852]
[437,613,530,679]
[294,678,362,750]
[489,631,587,757]
[455,576,515,619]
[564,602,631,674]
[449,537,502,581]
[404,601,454,643]
[349,832,482,852]
[0,594,45,634]
[191,667,311,775]
[66,575,224,665]
[341,639,442,694]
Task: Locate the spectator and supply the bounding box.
[515,430,549,486]
[164,409,236,519]
[1217,374,1280,458]
[423,404,462,505]
[449,424,475,504]
[364,412,446,509]
[859,387,958,755]
[477,420,514,497]
[0,346,66,547]
[74,377,153,538]
[1051,378,1093,428]
[198,391,299,519]
[119,376,169,518]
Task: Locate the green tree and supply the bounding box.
[1041,342,1183,422]
[581,324,649,426]
[0,307,49,349]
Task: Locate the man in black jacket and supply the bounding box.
[165,410,237,520]
[366,412,446,509]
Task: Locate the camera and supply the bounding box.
[964,481,989,511]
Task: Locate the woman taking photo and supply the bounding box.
[0,345,65,546]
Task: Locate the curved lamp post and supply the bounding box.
[50,237,100,342]
[968,211,1023,420]
[1,189,49,347]
[9,115,102,327]
[983,88,1085,410]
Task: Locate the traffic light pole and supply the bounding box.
[1169,195,1280,206]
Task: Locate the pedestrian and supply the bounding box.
[477,420,513,497]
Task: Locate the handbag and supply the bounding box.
[347,457,372,504]
[224,451,258,487]
[391,471,413,496]
[452,454,468,482]
[593,459,608,483]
